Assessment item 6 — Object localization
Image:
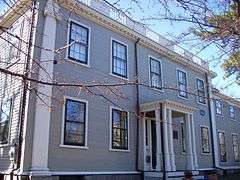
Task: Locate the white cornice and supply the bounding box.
[57,0,210,75]
[140,100,197,113]
[213,92,240,108]
[0,0,31,31]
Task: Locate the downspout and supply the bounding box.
[205,73,216,168]
[160,103,166,180]
[16,0,37,171]
[134,37,141,175]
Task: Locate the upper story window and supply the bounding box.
[197,79,206,104]
[111,108,128,150]
[149,57,162,90]
[177,70,188,98]
[0,98,12,145]
[68,22,89,64]
[232,134,239,162]
[112,40,128,78]
[201,126,210,153]
[218,132,227,162]
[64,99,87,146]
[215,100,222,115]
[229,105,235,118]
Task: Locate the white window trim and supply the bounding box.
[200,125,211,155]
[196,78,207,105]
[109,106,130,152]
[215,100,223,116]
[217,130,227,162]
[176,68,188,100]
[231,133,240,162]
[229,104,235,119]
[148,55,164,92]
[60,96,89,149]
[65,19,91,68]
[109,37,129,80]
[0,97,13,147]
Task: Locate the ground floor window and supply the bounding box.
[0,98,12,145]
[64,99,87,146]
[232,134,239,162]
[218,132,227,162]
[201,126,210,153]
[111,108,128,150]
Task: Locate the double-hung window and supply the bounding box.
[111,108,128,150]
[150,57,162,89]
[68,22,89,64]
[229,105,235,118]
[197,79,206,104]
[0,98,12,145]
[232,134,239,162]
[64,99,87,146]
[112,40,128,78]
[201,127,210,153]
[216,100,222,115]
[218,132,227,162]
[177,70,188,98]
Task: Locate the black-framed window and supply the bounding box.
[111,108,128,150]
[64,99,86,146]
[177,70,188,98]
[197,79,206,104]
[150,57,162,89]
[229,105,235,118]
[68,21,89,64]
[216,100,222,115]
[112,40,127,78]
[0,98,12,145]
[201,127,210,153]
[232,134,239,162]
[180,122,186,153]
[218,132,227,162]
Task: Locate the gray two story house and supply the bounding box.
[0,0,239,180]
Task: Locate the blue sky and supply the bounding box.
[0,1,239,98]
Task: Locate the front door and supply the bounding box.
[144,119,157,171]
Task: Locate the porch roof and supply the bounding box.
[140,100,198,114]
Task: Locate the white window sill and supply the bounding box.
[59,144,89,150]
[64,58,91,68]
[109,73,129,81]
[109,148,130,153]
[0,144,10,148]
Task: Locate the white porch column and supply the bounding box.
[30,0,60,176]
[167,109,176,171]
[190,114,198,170]
[155,109,161,171]
[163,106,171,171]
[185,114,194,170]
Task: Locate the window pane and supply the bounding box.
[112,109,128,149]
[68,22,89,63]
[177,70,187,98]
[218,132,227,162]
[0,98,12,145]
[112,41,127,77]
[66,100,85,123]
[65,122,85,145]
[64,99,86,146]
[150,58,162,89]
[201,127,210,153]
